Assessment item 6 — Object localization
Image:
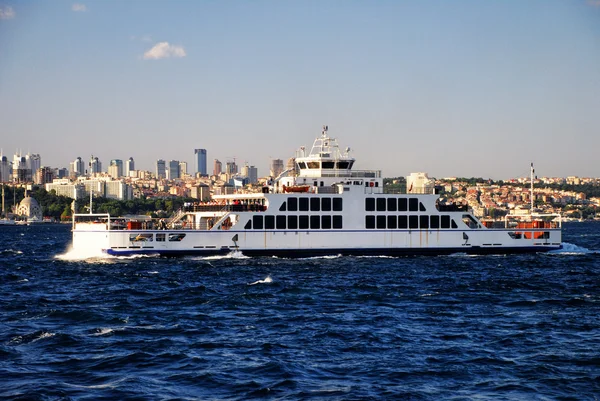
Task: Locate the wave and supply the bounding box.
[191,250,250,261]
[55,245,159,262]
[248,275,273,286]
[550,242,597,255]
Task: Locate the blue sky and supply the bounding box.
[1,0,599,179]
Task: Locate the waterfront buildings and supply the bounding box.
[89,156,102,174]
[194,149,207,176]
[167,160,180,180]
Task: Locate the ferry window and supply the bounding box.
[322,215,332,229]
[276,215,286,230]
[377,198,386,211]
[310,215,320,229]
[366,198,375,211]
[441,215,450,229]
[168,233,186,242]
[398,198,408,211]
[279,201,287,211]
[377,215,386,229]
[130,233,153,242]
[310,197,320,211]
[314,181,318,186]
[265,215,275,229]
[322,197,332,211]
[156,233,166,242]
[366,215,375,229]
[288,197,298,211]
[409,198,419,212]
[420,215,429,229]
[398,215,408,229]
[462,214,478,229]
[375,182,379,187]
[322,161,335,169]
[348,161,354,169]
[388,215,397,229]
[430,215,439,229]
[409,215,419,229]
[420,202,426,212]
[288,215,298,229]
[298,162,307,169]
[387,198,397,212]
[299,198,309,211]
[307,162,319,169]
[320,181,324,187]
[253,215,263,230]
[337,161,349,169]
[333,215,343,229]
[451,219,458,229]
[333,198,343,211]
[299,215,309,229]
[244,220,252,230]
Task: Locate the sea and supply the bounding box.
[0,223,598,400]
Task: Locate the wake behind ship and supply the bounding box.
[72,126,562,257]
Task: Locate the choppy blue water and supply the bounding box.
[0,223,599,400]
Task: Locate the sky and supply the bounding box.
[1,0,599,180]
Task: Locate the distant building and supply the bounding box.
[225,160,238,176]
[156,159,166,179]
[241,164,258,184]
[12,154,28,182]
[35,166,54,185]
[27,154,41,180]
[213,159,222,176]
[125,157,134,177]
[54,168,68,179]
[270,158,284,178]
[89,156,102,174]
[0,154,10,182]
[194,149,207,176]
[179,161,188,177]
[167,160,180,180]
[70,157,85,178]
[108,159,124,178]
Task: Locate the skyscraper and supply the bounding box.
[167,160,180,180]
[70,157,85,178]
[89,155,102,174]
[270,159,284,178]
[156,159,166,179]
[108,159,124,178]
[213,159,222,176]
[194,149,207,176]
[0,154,11,182]
[179,161,188,176]
[125,157,134,177]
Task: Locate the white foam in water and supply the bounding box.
[550,242,595,255]
[248,275,273,285]
[55,245,159,262]
[193,250,250,261]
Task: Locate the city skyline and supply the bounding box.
[1,1,600,179]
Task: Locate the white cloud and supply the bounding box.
[143,42,186,60]
[72,3,87,12]
[0,5,16,19]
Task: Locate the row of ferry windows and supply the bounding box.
[279,197,343,212]
[298,161,354,169]
[246,215,343,230]
[365,215,459,230]
[366,197,426,212]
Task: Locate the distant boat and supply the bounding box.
[0,218,16,226]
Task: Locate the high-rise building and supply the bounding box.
[241,164,257,184]
[194,149,207,176]
[167,160,180,180]
[35,166,54,185]
[225,160,238,176]
[213,159,222,176]
[125,157,134,177]
[13,153,27,182]
[70,157,85,178]
[179,161,188,177]
[108,159,124,178]
[0,154,11,182]
[270,158,284,178]
[27,154,41,179]
[89,156,102,174]
[156,159,166,179]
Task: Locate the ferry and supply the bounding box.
[72,126,562,257]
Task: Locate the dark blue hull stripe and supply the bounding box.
[105,245,562,257]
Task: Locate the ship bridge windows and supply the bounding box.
[307,162,319,169]
[298,162,307,169]
[337,161,353,169]
[322,161,335,169]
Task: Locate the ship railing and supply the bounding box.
[384,187,437,195]
[72,213,111,230]
[183,204,267,213]
[300,169,381,178]
[503,213,562,229]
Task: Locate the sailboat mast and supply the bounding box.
[530,163,534,215]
